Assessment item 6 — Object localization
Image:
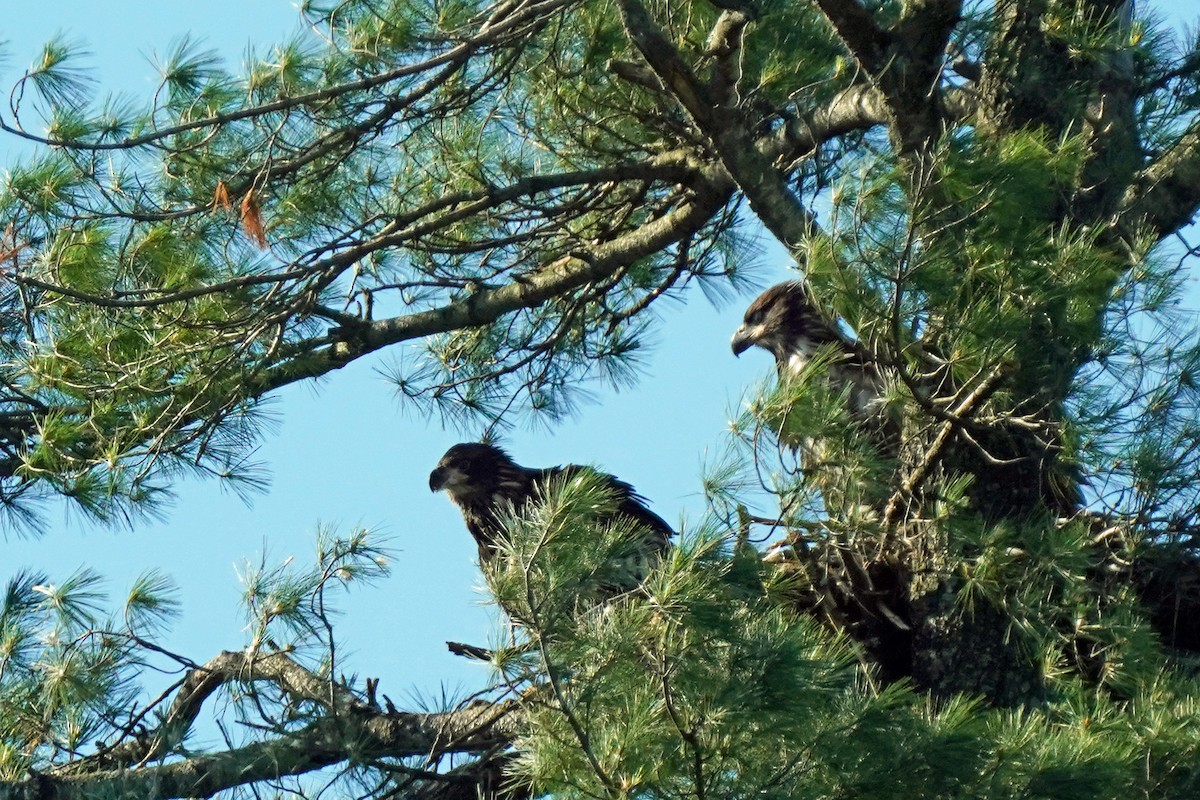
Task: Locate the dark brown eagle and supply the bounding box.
[429,442,674,596]
[733,281,1080,520]
[731,281,887,425]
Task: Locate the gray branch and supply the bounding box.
[809,0,893,74]
[616,0,819,252]
[9,651,520,800]
[760,85,890,164]
[1122,120,1200,241]
[11,703,517,800]
[57,650,366,775]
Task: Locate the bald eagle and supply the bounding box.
[429,442,674,600]
[733,281,1080,520]
[731,281,888,425]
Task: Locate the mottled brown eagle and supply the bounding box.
[429,442,674,597]
[732,282,911,668]
[731,281,888,425]
[733,281,1081,518]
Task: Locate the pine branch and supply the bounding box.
[254,169,736,394]
[0,0,568,152]
[55,650,371,775]
[5,158,697,310]
[616,0,820,252]
[1122,120,1200,242]
[7,702,516,800]
[883,361,1015,528]
[11,656,519,800]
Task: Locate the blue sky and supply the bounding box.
[1,0,1197,712]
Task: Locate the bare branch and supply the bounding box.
[883,360,1016,528]
[706,10,753,102]
[760,85,890,164]
[7,699,517,800]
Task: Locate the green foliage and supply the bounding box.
[0,526,392,788]
[25,34,94,109]
[0,567,178,771]
[239,526,390,653]
[957,514,1162,696]
[812,128,1123,384]
[0,0,773,519]
[481,470,656,631]
[481,482,1200,799]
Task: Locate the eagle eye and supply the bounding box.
[745,310,764,325]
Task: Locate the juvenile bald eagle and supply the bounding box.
[731,281,887,424]
[733,281,1080,519]
[429,442,674,597]
[731,280,902,522]
[733,282,911,665]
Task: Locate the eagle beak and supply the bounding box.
[428,467,446,492]
[731,326,755,356]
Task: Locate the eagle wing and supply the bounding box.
[537,464,673,541]
[535,464,674,594]
[433,442,673,607]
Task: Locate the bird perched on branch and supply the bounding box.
[734,282,1082,521]
[734,282,912,670]
[731,281,888,425]
[429,442,674,597]
[732,280,900,520]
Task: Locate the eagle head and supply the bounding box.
[429,442,517,500]
[732,281,827,360]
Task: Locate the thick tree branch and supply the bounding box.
[6,700,517,800]
[1122,121,1200,240]
[19,650,521,800]
[760,84,890,164]
[811,0,961,156]
[758,82,975,171]
[809,0,893,74]
[896,0,963,68]
[256,168,735,393]
[616,0,818,253]
[59,650,365,775]
[706,10,753,101]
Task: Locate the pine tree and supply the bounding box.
[1,1,1200,798]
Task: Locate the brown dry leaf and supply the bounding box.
[213,180,232,211]
[0,245,25,266]
[240,190,268,249]
[0,224,28,266]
